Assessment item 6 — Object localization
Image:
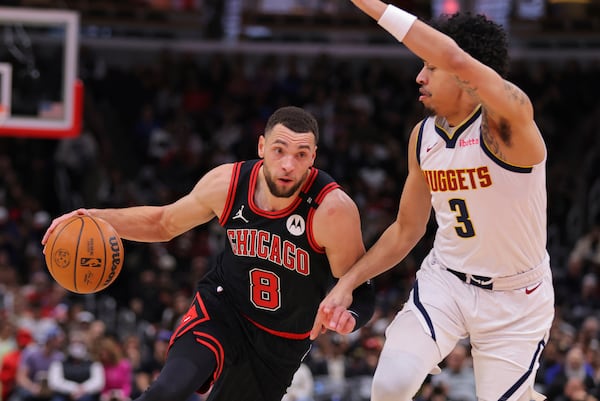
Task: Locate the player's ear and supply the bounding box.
[257,135,266,158]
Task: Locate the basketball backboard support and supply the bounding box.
[0,7,82,138]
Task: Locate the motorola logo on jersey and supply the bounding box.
[286,214,306,236]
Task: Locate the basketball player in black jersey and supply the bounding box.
[42,106,375,401]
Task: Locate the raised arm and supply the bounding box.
[351,0,545,166]
[352,0,527,119]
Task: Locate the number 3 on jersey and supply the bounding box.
[249,269,281,311]
[449,198,475,238]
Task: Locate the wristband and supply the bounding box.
[348,280,375,331]
[377,4,417,43]
[348,310,360,325]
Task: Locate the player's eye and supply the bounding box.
[423,61,436,72]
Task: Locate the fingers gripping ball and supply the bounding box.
[45,215,124,294]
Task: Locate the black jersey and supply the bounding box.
[215,159,340,339]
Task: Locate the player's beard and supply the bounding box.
[423,106,435,117]
[263,165,308,198]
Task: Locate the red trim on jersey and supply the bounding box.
[303,166,319,189]
[193,332,225,390]
[171,293,211,345]
[248,161,317,218]
[219,162,243,226]
[243,315,310,340]
[306,182,341,253]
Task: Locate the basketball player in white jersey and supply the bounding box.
[310,0,555,400]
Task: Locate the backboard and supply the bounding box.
[0,6,82,138]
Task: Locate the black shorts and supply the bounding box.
[169,281,312,401]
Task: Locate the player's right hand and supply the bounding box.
[41,208,90,247]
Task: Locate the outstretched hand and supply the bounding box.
[41,208,90,248]
[310,282,355,340]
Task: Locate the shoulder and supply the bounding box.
[191,163,237,195]
[316,187,359,218]
[203,163,236,184]
[312,187,361,240]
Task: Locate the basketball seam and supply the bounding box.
[74,216,85,293]
[89,216,108,292]
[48,217,78,291]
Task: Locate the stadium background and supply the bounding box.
[0,0,599,400]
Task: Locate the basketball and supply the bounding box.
[44,215,124,294]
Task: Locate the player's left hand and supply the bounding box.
[310,305,356,339]
[310,281,355,339]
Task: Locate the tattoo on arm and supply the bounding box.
[454,75,481,103]
[503,81,526,105]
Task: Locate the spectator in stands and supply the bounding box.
[567,223,600,282]
[555,376,599,401]
[546,345,597,400]
[134,330,171,396]
[281,363,314,401]
[430,343,476,401]
[11,326,64,401]
[121,335,143,400]
[47,331,104,401]
[97,336,132,401]
[0,316,17,361]
[1,328,34,401]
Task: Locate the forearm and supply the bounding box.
[354,0,464,72]
[81,363,105,393]
[340,221,421,290]
[351,0,388,20]
[48,364,78,394]
[88,206,171,242]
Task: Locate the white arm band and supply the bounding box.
[377,4,418,43]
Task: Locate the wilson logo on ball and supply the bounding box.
[102,236,122,287]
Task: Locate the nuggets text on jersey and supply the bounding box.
[422,166,492,192]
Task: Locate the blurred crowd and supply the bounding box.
[0,49,599,401]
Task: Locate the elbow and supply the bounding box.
[393,220,427,249]
[156,208,179,242]
[443,46,471,75]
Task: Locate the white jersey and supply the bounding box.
[417,106,548,277]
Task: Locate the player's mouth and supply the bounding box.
[419,88,431,102]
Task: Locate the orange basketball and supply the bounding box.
[44,215,124,294]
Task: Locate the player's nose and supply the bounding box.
[280,154,295,171]
[416,66,428,85]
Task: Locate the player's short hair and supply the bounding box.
[430,13,509,78]
[265,106,319,144]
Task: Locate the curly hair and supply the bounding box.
[429,13,509,78]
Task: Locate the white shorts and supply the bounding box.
[385,252,555,400]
